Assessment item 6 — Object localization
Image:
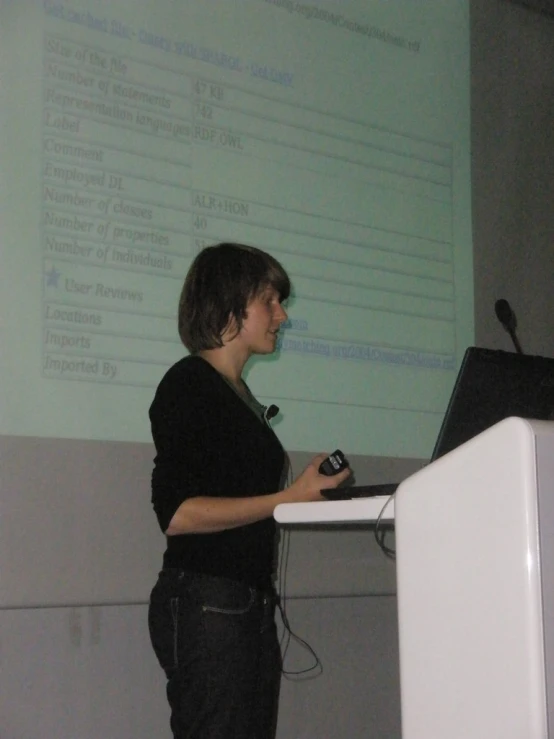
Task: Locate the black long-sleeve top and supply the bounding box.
[149,355,285,589]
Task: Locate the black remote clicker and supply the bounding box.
[319,449,352,500]
[319,449,349,476]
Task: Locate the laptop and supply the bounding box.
[326,346,554,500]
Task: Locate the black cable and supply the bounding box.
[276,457,322,679]
[277,528,322,678]
[373,491,396,559]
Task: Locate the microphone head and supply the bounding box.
[495,298,516,331]
[265,404,279,421]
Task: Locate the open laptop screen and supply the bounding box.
[326,347,554,499]
[431,347,554,461]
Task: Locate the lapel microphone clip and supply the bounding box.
[263,404,279,423]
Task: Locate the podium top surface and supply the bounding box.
[274,495,394,524]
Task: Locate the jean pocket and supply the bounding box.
[201,587,255,615]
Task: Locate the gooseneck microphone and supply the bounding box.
[494,298,523,354]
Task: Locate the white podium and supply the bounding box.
[274,417,554,738]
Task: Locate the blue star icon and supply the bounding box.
[45,265,61,287]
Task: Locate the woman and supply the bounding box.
[148,242,350,739]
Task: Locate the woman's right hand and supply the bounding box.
[285,453,351,503]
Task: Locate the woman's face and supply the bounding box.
[236,286,288,356]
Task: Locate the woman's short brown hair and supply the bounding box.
[178,242,291,353]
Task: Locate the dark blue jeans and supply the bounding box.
[148,570,281,739]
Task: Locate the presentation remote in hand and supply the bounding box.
[319,449,349,476]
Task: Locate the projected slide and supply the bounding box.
[0,0,472,456]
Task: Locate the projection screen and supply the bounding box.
[0,0,472,606]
